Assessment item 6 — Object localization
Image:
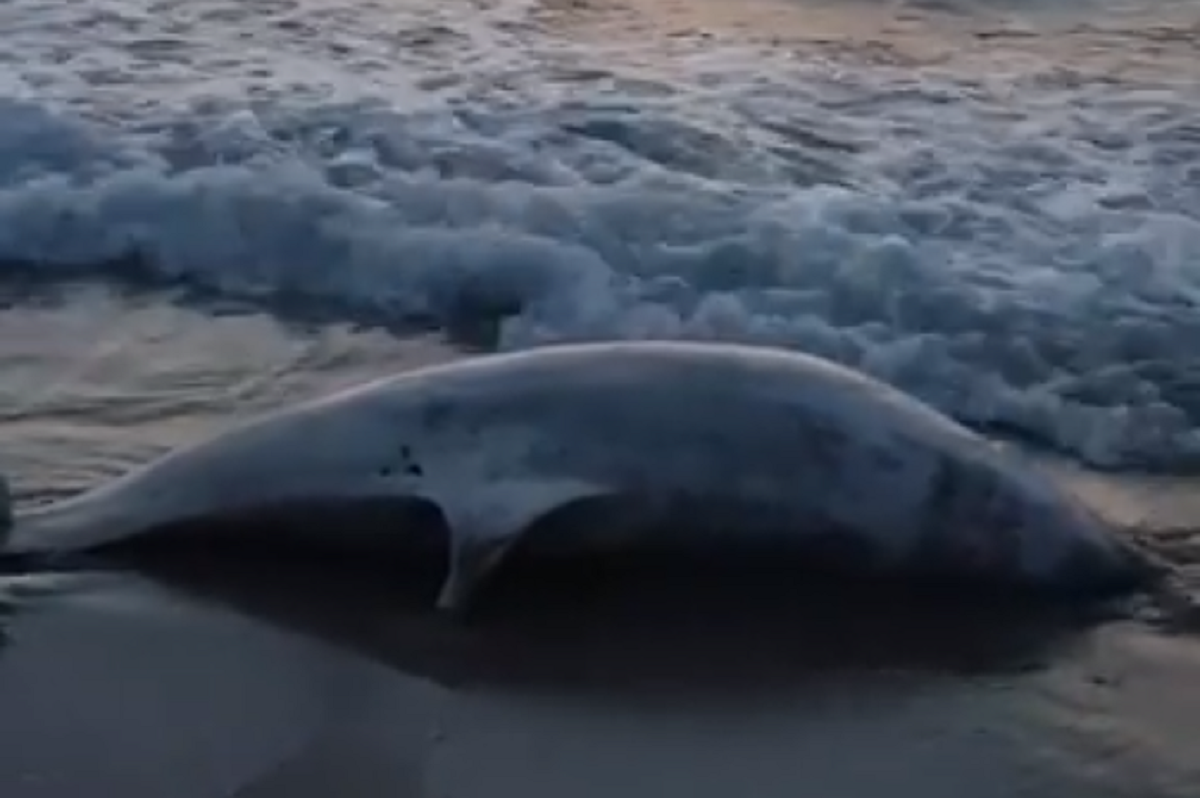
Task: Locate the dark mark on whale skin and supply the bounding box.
[374,444,425,479]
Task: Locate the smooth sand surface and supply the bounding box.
[2,553,1200,798]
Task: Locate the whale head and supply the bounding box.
[921,451,1161,597]
[1001,470,1164,595]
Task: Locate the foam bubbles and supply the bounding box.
[0,1,1199,469]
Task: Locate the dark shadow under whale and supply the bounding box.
[3,495,1130,703]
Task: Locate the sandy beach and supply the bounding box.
[3,558,1200,798]
[2,0,1200,792]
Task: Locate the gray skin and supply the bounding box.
[0,341,1158,615]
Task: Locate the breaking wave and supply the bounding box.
[0,58,1198,471]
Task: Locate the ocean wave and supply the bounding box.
[0,80,1198,470]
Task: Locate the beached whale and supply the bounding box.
[0,341,1158,613]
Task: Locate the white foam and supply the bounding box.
[0,0,1199,468]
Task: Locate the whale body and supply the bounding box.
[0,341,1157,613]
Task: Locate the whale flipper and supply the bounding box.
[432,479,609,616]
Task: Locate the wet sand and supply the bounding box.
[0,564,1162,797]
[3,556,1200,798]
[2,286,1200,798]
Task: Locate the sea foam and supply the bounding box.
[0,0,1198,469]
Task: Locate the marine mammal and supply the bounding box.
[0,341,1158,613]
